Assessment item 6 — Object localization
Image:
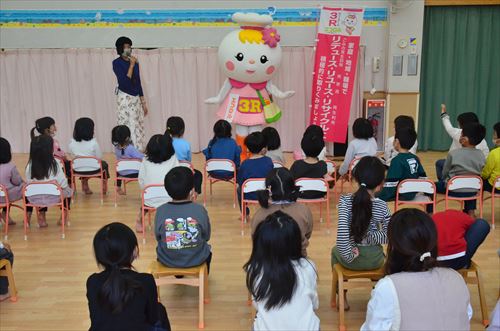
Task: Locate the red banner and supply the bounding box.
[309,7,364,143]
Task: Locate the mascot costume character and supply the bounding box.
[205,12,295,160]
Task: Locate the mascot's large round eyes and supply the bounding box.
[235,53,244,61]
[260,55,269,64]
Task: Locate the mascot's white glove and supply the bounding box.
[266,82,295,99]
[205,79,231,105]
[204,97,221,104]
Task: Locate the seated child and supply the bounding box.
[26,135,73,227]
[252,168,313,257]
[290,133,327,199]
[262,127,285,164]
[429,122,486,216]
[245,211,319,331]
[481,122,500,193]
[362,209,471,331]
[293,125,327,161]
[87,222,171,331]
[202,119,241,179]
[0,137,24,225]
[165,116,202,194]
[68,117,109,194]
[332,156,390,309]
[237,132,274,208]
[339,118,378,177]
[137,134,179,232]
[0,241,14,302]
[377,127,427,201]
[111,125,144,195]
[432,210,490,270]
[384,115,418,166]
[436,104,489,180]
[154,167,212,271]
[31,116,71,178]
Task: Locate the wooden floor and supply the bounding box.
[0,152,498,331]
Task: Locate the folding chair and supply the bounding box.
[272,160,285,169]
[179,161,194,171]
[482,176,500,229]
[438,175,483,218]
[23,181,68,240]
[240,178,266,234]
[0,259,17,302]
[325,160,338,200]
[71,156,105,204]
[0,184,23,240]
[394,179,436,212]
[141,184,171,244]
[203,159,237,208]
[339,157,361,193]
[296,178,331,227]
[114,159,142,207]
[458,261,489,326]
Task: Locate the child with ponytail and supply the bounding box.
[331,156,390,309]
[87,222,170,331]
[362,209,471,330]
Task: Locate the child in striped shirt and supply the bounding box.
[331,156,390,309]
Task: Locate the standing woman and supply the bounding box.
[113,36,148,151]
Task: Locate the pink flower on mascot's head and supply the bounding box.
[262,27,280,48]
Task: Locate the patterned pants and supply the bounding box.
[117,90,145,151]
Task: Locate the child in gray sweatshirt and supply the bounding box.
[154,167,212,270]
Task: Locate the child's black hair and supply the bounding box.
[395,127,417,150]
[457,112,479,129]
[145,134,175,164]
[164,166,194,200]
[394,115,415,131]
[30,116,55,139]
[352,118,374,139]
[493,122,500,138]
[301,133,325,158]
[244,210,303,310]
[245,132,267,154]
[166,116,185,137]
[257,168,299,208]
[385,208,438,275]
[0,137,12,164]
[350,156,386,243]
[73,117,95,142]
[28,135,58,180]
[462,122,486,146]
[303,125,324,138]
[111,125,132,152]
[262,127,281,151]
[93,222,141,314]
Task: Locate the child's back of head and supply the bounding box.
[92,222,140,313]
[112,125,132,148]
[394,115,415,132]
[30,116,55,139]
[350,156,386,243]
[245,132,267,155]
[164,166,194,201]
[258,168,299,208]
[166,116,185,137]
[303,125,324,139]
[461,122,486,147]
[301,134,325,158]
[353,118,374,140]
[262,127,281,152]
[245,210,303,310]
[0,137,12,164]
[457,112,479,129]
[212,120,232,140]
[145,134,175,164]
[395,127,417,151]
[73,117,95,142]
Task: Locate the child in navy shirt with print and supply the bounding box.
[202,120,241,179]
[112,125,144,195]
[237,132,274,209]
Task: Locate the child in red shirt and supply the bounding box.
[432,209,490,269]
